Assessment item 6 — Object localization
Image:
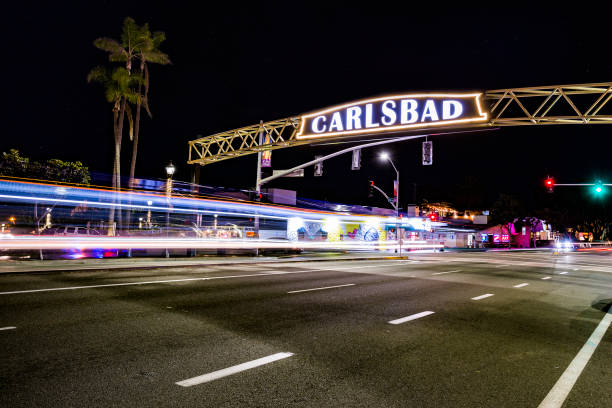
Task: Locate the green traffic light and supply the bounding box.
[595,186,602,193]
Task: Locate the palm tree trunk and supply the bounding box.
[125,100,141,233]
[114,98,127,233]
[126,72,144,232]
[129,97,142,187]
[108,108,119,236]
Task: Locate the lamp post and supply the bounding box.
[165,161,175,258]
[146,200,153,228]
[380,152,401,254]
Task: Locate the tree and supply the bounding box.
[90,17,169,232]
[0,149,29,177]
[128,23,171,190]
[490,193,523,248]
[0,149,90,184]
[87,66,141,233]
[93,17,170,190]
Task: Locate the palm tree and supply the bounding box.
[93,17,148,75]
[128,26,171,190]
[90,17,169,232]
[94,17,171,190]
[87,66,142,234]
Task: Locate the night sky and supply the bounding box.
[3,2,612,212]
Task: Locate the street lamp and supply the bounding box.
[379,152,401,254]
[165,161,175,258]
[379,152,399,216]
[146,200,153,228]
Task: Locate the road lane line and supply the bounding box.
[431,270,461,275]
[287,283,355,294]
[388,311,435,325]
[513,283,529,288]
[176,352,294,387]
[559,272,568,275]
[471,293,494,300]
[0,326,16,331]
[538,310,612,408]
[0,271,318,295]
[0,260,456,296]
[542,277,552,280]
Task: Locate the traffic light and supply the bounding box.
[544,176,554,193]
[314,156,323,177]
[429,213,438,222]
[594,180,604,194]
[368,181,374,198]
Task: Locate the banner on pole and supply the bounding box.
[261,134,272,167]
[352,149,361,170]
[422,141,433,165]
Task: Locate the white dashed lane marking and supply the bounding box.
[471,294,494,300]
[287,284,355,294]
[513,283,529,288]
[538,310,612,408]
[176,352,294,387]
[0,326,16,331]
[388,311,435,325]
[431,270,461,275]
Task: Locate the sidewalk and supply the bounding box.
[0,252,407,275]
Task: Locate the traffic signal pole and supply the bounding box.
[544,177,610,194]
[256,128,495,189]
[554,184,612,186]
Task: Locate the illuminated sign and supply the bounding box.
[261,134,272,167]
[297,93,488,140]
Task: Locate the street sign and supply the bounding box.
[272,169,304,177]
[422,141,433,165]
[352,149,361,170]
[297,93,488,140]
[261,134,272,167]
[314,156,323,176]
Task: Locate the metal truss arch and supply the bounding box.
[189,82,612,166]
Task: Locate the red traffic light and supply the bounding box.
[545,177,554,193]
[429,213,438,221]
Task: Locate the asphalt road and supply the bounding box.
[1,251,611,407]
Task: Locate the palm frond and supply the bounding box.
[151,31,166,48]
[109,53,128,62]
[142,50,171,65]
[93,37,125,54]
[87,66,108,83]
[121,17,140,49]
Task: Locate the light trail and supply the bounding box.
[0,236,442,251]
[0,178,440,254]
[0,179,400,224]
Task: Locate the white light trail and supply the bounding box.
[0,236,443,251]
